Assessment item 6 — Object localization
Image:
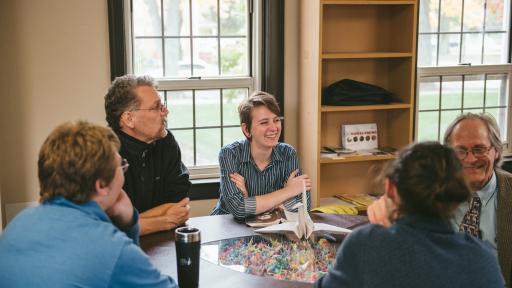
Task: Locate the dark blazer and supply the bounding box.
[496,169,512,287]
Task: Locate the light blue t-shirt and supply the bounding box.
[452,171,497,254]
[0,196,176,287]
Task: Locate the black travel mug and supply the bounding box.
[175,227,201,288]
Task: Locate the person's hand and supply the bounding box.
[105,189,135,229]
[367,194,398,228]
[284,170,311,197]
[230,172,248,197]
[164,197,190,228]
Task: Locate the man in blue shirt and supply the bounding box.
[0,121,177,287]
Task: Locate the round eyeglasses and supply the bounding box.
[453,146,493,160]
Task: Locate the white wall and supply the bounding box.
[0,0,111,224]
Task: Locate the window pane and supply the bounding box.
[441,76,463,109]
[438,34,461,65]
[167,91,193,129]
[461,33,483,64]
[133,0,162,36]
[485,74,508,107]
[192,38,219,76]
[486,0,508,31]
[165,38,191,77]
[463,108,484,114]
[192,0,218,36]
[418,34,438,67]
[163,0,190,36]
[196,90,221,126]
[418,0,439,33]
[440,110,462,139]
[486,108,508,141]
[196,128,221,165]
[440,0,463,32]
[463,0,485,32]
[220,0,247,36]
[223,88,247,125]
[483,32,508,64]
[223,127,244,146]
[134,38,163,76]
[463,75,485,108]
[221,38,248,76]
[418,77,440,110]
[417,111,440,141]
[173,129,194,166]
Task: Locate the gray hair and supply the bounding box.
[104,74,157,130]
[443,112,503,166]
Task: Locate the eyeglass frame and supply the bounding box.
[453,146,494,160]
[130,101,167,113]
[120,158,130,173]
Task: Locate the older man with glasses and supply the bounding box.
[105,75,191,236]
[368,113,512,287]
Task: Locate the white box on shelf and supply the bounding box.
[341,123,378,151]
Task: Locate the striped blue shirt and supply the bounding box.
[211,139,311,220]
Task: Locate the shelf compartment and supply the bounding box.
[322,52,413,59]
[321,109,412,151]
[322,3,415,54]
[322,57,414,104]
[320,161,388,197]
[320,153,396,164]
[321,103,410,112]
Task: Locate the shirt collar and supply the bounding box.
[395,214,455,234]
[115,129,156,156]
[476,171,497,206]
[240,139,284,163]
[46,196,111,223]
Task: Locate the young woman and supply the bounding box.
[316,142,504,287]
[211,91,311,220]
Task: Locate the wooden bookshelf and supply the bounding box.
[299,0,418,205]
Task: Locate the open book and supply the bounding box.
[255,183,351,239]
[245,207,286,228]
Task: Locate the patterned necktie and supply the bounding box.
[459,196,482,239]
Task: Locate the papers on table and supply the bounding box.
[255,181,352,239]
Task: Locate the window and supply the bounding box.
[416,0,512,148]
[125,0,260,178]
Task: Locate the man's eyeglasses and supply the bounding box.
[453,146,493,160]
[132,102,167,113]
[121,158,129,173]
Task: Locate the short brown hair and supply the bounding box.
[386,142,470,220]
[443,112,503,166]
[38,121,121,203]
[104,74,157,130]
[238,91,281,139]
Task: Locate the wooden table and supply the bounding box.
[141,214,368,288]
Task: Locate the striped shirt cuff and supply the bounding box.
[244,196,257,216]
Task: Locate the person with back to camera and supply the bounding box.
[368,113,512,286]
[211,91,311,220]
[315,142,504,288]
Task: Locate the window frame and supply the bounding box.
[123,0,263,179]
[415,0,512,154]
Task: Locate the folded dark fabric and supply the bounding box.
[322,79,394,106]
